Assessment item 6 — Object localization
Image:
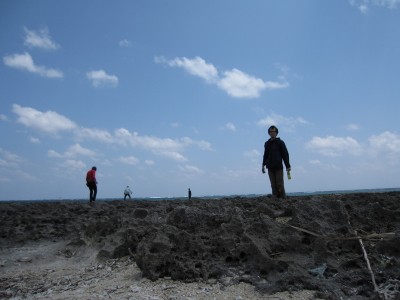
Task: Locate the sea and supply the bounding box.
[2,187,400,203]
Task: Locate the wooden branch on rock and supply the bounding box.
[285,224,395,241]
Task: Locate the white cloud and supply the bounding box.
[114,128,212,161]
[162,151,187,161]
[86,70,119,87]
[0,148,23,167]
[12,104,76,133]
[0,159,12,168]
[119,39,133,47]
[3,52,63,78]
[369,131,400,154]
[29,136,40,144]
[257,113,309,132]
[145,160,155,166]
[48,150,62,158]
[243,149,261,164]
[244,149,261,158]
[0,150,36,183]
[155,56,289,98]
[224,122,236,132]
[118,156,139,165]
[65,144,97,157]
[379,0,400,8]
[368,132,400,165]
[346,123,360,131]
[309,159,321,165]
[155,56,218,83]
[180,137,213,151]
[101,159,113,167]
[78,127,212,162]
[10,169,37,181]
[48,144,96,159]
[178,164,204,175]
[349,0,399,12]
[76,127,114,143]
[306,136,363,157]
[218,69,270,98]
[12,105,213,163]
[23,27,60,50]
[359,4,369,13]
[220,69,289,98]
[114,127,131,138]
[62,159,86,171]
[0,114,7,121]
[132,133,188,159]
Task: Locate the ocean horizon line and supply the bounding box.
[1,187,400,202]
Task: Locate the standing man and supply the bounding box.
[262,125,291,199]
[188,188,192,200]
[124,185,132,200]
[86,166,97,203]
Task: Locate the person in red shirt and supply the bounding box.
[86,166,97,203]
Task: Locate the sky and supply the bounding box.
[1,0,400,200]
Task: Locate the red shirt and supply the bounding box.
[86,169,96,183]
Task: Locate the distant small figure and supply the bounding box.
[86,166,97,203]
[188,188,192,200]
[124,186,132,200]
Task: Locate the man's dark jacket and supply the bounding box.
[263,138,291,170]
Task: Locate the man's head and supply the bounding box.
[92,166,97,171]
[268,125,278,137]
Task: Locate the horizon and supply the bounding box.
[1,1,400,201]
[2,187,400,202]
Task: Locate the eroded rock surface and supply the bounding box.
[1,192,399,299]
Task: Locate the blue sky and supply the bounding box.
[1,1,400,200]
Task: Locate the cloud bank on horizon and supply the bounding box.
[1,1,399,200]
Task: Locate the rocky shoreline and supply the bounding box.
[1,192,400,299]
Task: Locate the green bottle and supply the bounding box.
[287,170,291,180]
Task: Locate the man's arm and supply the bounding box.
[281,141,291,170]
[262,141,269,173]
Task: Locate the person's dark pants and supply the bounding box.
[87,182,97,202]
[124,193,131,200]
[268,168,286,199]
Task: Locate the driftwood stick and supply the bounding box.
[286,224,395,241]
[341,205,381,296]
[356,231,379,292]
